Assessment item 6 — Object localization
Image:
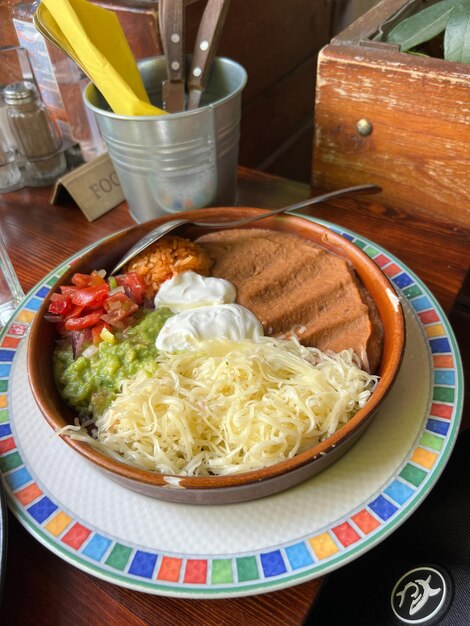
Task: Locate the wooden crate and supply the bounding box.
[312,0,470,226]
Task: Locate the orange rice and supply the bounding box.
[125,235,213,299]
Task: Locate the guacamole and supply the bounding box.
[53,308,173,417]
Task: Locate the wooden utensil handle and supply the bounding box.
[162,0,185,81]
[158,0,166,56]
[188,0,230,90]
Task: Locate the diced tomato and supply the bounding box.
[89,271,107,287]
[61,283,109,307]
[71,273,92,288]
[48,293,72,315]
[99,315,127,330]
[65,304,86,319]
[64,311,105,331]
[47,269,142,341]
[86,296,109,311]
[71,270,107,288]
[116,272,145,305]
[103,292,138,320]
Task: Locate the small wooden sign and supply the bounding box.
[51,153,125,221]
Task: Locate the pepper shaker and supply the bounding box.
[3,81,66,185]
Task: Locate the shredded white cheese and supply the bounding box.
[91,337,378,476]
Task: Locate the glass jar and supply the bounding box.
[12,1,107,162]
[0,87,18,153]
[51,55,107,162]
[12,1,72,142]
[4,81,66,185]
[0,129,22,192]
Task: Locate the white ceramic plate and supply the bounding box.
[0,471,6,598]
[0,220,463,598]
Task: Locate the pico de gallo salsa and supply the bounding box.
[47,269,173,416]
[46,269,148,352]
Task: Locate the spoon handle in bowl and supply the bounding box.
[191,184,382,228]
[110,184,381,275]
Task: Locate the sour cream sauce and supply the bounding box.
[154,271,236,311]
[154,271,264,352]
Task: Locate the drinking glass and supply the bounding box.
[0,231,24,328]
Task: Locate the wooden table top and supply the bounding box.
[0,167,468,625]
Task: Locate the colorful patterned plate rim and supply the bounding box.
[0,466,6,599]
[0,217,463,599]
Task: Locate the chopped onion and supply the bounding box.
[82,344,98,358]
[107,300,122,311]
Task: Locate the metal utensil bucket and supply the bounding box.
[84,56,247,223]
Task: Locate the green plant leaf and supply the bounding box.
[386,0,461,51]
[444,0,470,62]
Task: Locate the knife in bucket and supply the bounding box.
[161,0,186,113]
[187,0,231,110]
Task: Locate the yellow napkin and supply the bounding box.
[40,0,166,116]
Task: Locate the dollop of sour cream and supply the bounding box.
[154,271,264,352]
[156,303,264,352]
[154,270,236,312]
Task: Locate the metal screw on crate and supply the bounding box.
[356,118,373,136]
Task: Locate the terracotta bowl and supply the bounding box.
[27,208,405,505]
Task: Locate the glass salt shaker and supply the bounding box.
[3,81,66,185]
